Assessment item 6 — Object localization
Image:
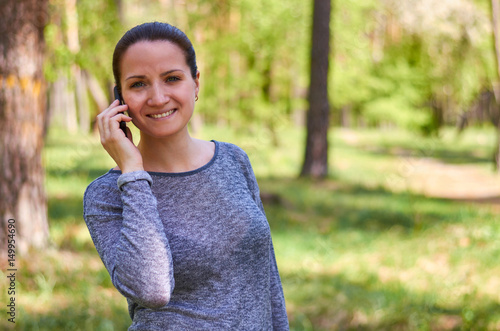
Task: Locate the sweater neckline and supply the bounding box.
[109,140,219,177]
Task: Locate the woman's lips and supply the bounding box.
[148,109,176,119]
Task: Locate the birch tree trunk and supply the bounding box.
[0,0,49,256]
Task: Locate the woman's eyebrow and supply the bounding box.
[125,69,184,81]
[160,69,184,77]
[125,74,146,81]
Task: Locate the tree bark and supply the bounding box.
[300,0,331,178]
[0,0,49,256]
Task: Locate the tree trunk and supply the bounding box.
[85,71,109,113]
[74,66,90,133]
[66,0,90,133]
[48,74,78,133]
[114,0,125,23]
[0,0,49,256]
[300,0,332,178]
[491,0,500,172]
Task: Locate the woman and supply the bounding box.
[83,22,289,330]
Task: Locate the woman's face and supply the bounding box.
[119,40,199,139]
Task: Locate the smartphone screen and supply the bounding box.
[114,86,128,137]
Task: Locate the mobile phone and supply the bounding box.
[113,86,128,137]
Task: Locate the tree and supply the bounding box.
[44,0,123,133]
[491,0,500,171]
[0,0,49,256]
[300,0,332,178]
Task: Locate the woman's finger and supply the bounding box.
[97,101,129,140]
[112,113,133,123]
[97,110,107,141]
[97,101,117,138]
[109,114,132,136]
[102,101,128,117]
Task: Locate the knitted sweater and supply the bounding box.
[83,141,289,330]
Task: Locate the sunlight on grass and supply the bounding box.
[11,124,500,330]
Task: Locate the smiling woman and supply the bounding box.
[82,22,289,330]
[119,40,199,144]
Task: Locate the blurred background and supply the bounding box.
[1,0,500,330]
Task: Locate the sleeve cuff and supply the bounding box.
[117,170,153,190]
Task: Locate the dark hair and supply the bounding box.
[112,22,197,91]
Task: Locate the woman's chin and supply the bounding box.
[139,127,189,140]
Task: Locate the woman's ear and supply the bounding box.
[194,71,200,95]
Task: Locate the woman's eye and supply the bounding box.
[130,82,145,88]
[166,76,180,82]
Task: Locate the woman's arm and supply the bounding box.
[84,171,174,309]
[87,102,173,308]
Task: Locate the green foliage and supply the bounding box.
[43,0,497,134]
[331,0,494,132]
[361,59,432,129]
[44,23,73,81]
[44,0,122,83]
[75,0,122,82]
[187,0,310,131]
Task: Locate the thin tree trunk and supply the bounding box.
[492,0,500,89]
[65,77,78,133]
[66,0,90,133]
[48,75,77,133]
[85,72,109,112]
[0,0,49,256]
[74,66,90,133]
[490,0,500,171]
[300,0,332,178]
[114,0,124,23]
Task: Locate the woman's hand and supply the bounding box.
[97,100,144,173]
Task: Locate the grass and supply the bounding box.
[1,124,500,330]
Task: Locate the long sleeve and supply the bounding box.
[83,171,174,309]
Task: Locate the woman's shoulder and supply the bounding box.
[83,170,121,204]
[214,141,257,182]
[83,171,124,220]
[216,141,250,163]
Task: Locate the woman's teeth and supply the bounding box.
[150,109,175,118]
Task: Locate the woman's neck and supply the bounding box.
[137,131,212,173]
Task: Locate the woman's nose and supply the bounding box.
[147,84,170,106]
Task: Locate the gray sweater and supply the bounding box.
[83,141,289,330]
